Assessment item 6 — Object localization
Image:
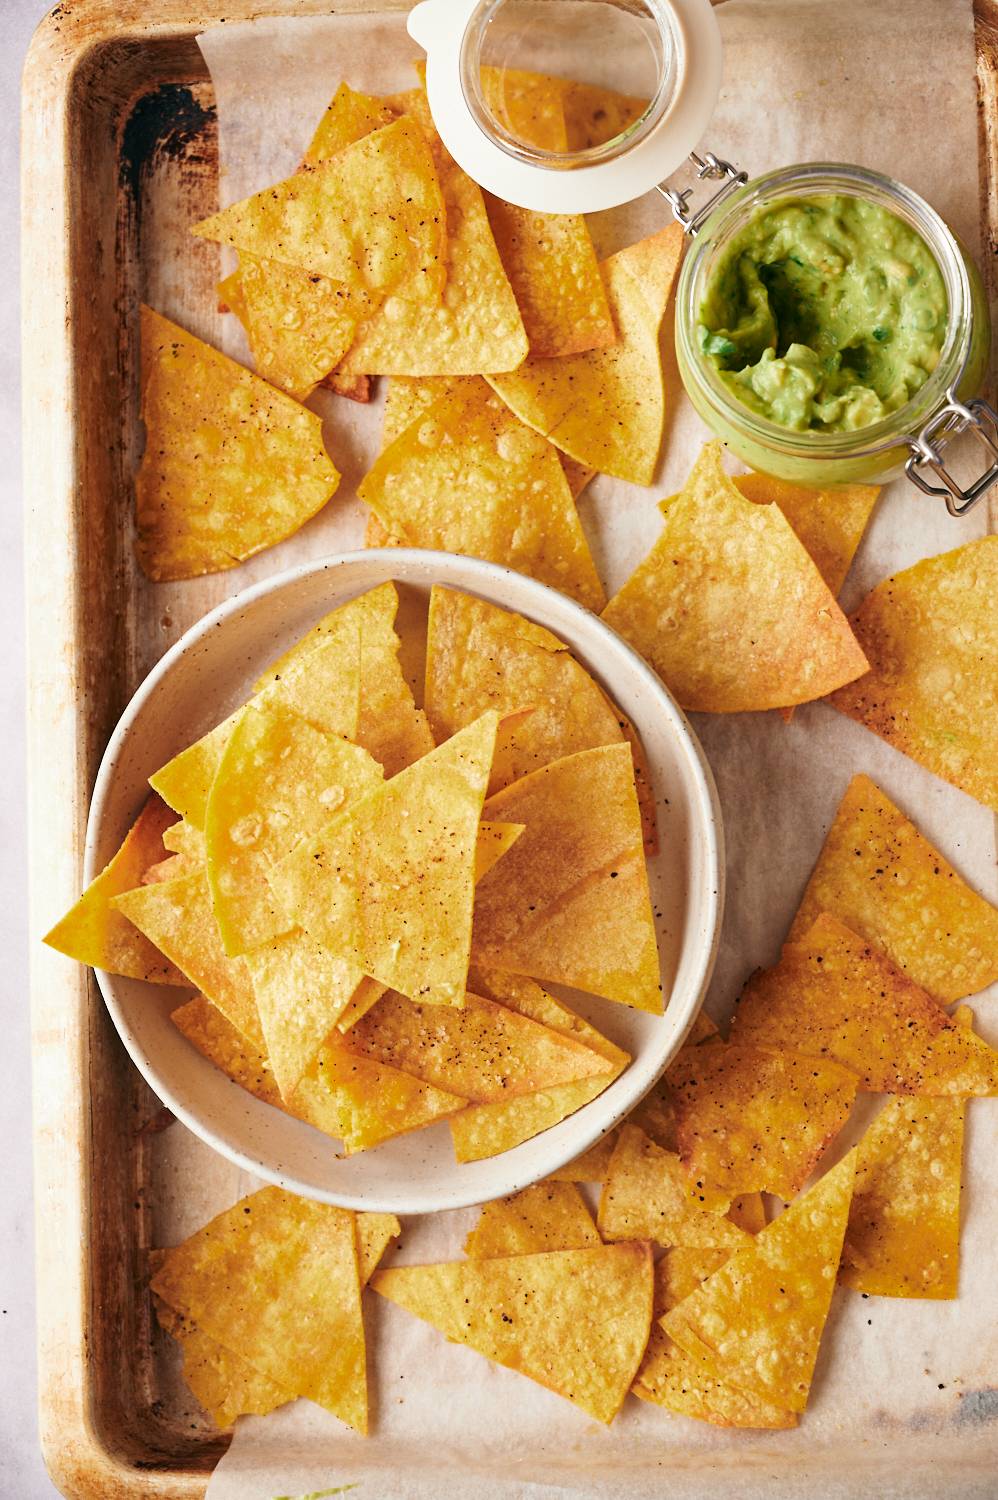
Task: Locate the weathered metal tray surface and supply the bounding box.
[22,1,998,1495]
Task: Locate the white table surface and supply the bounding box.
[5,3,69,1495]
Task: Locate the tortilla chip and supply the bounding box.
[302,81,398,168]
[270,714,498,1006]
[487,225,684,485]
[598,1125,748,1249]
[205,704,382,954]
[150,715,241,832]
[475,821,525,882]
[425,586,656,849]
[661,1150,857,1413]
[161,820,205,860]
[633,1249,796,1428]
[153,1294,288,1427]
[601,442,870,711]
[323,370,373,402]
[787,773,998,1004]
[171,994,283,1108]
[827,537,998,811]
[255,582,434,777]
[734,474,879,599]
[465,1182,599,1258]
[338,987,613,1104]
[358,379,604,610]
[449,968,628,1162]
[561,81,648,151]
[151,1187,368,1432]
[668,1040,858,1202]
[473,744,662,1013]
[135,307,340,581]
[372,1241,653,1423]
[113,870,262,1044]
[727,1195,768,1235]
[546,1135,619,1185]
[44,796,184,984]
[733,912,998,1095]
[478,63,568,153]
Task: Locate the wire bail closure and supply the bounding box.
[656,151,748,235]
[905,395,998,516]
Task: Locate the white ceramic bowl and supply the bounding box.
[87,550,723,1214]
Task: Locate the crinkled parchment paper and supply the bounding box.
[189,3,998,1494]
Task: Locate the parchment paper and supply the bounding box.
[190,4,998,1494]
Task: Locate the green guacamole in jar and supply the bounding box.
[697,194,948,432]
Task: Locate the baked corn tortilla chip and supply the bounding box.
[465,1182,599,1258]
[135,307,340,581]
[828,537,998,811]
[787,773,998,1003]
[601,442,870,712]
[487,224,684,485]
[171,994,283,1109]
[734,473,879,600]
[270,714,499,1006]
[561,81,648,151]
[449,968,628,1163]
[598,1125,748,1249]
[478,63,569,153]
[151,1187,368,1433]
[669,1040,859,1202]
[728,1194,768,1235]
[546,1135,619,1185]
[302,81,398,169]
[161,820,205,861]
[475,821,525,882]
[372,1241,653,1424]
[733,913,998,1095]
[338,987,614,1104]
[358,379,604,611]
[44,796,184,984]
[425,585,656,849]
[661,1150,857,1414]
[150,714,242,832]
[473,744,662,1013]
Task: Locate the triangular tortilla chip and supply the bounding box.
[840,1009,970,1299]
[205,704,383,954]
[669,1040,859,1201]
[150,714,242,832]
[661,1150,857,1413]
[787,773,998,1003]
[337,986,613,1104]
[425,585,656,849]
[44,796,184,984]
[561,81,648,150]
[449,967,628,1162]
[475,821,525,882]
[171,994,283,1107]
[487,225,684,484]
[270,714,499,1006]
[358,379,604,610]
[255,582,434,777]
[135,307,340,581]
[113,871,262,1044]
[601,442,870,711]
[728,1194,768,1234]
[302,81,398,169]
[465,1182,599,1258]
[151,1187,368,1432]
[597,1125,748,1249]
[473,744,662,1012]
[733,913,998,1095]
[161,820,205,860]
[734,473,879,599]
[828,537,998,810]
[372,1241,653,1423]
[633,1249,797,1428]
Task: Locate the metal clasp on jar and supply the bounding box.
[905,395,998,516]
[657,152,748,235]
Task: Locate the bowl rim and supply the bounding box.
[85,548,725,1213]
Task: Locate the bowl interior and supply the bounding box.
[87,550,723,1213]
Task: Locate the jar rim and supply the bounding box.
[675,162,973,458]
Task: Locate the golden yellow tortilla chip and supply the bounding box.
[669,1040,859,1202]
[270,714,499,1006]
[787,773,998,1004]
[465,1182,599,1258]
[113,870,262,1045]
[135,307,340,581]
[161,820,205,861]
[661,1150,857,1413]
[255,582,434,778]
[473,744,662,1012]
[633,1249,796,1428]
[171,993,282,1107]
[449,968,628,1162]
[44,796,184,984]
[841,1049,966,1301]
[734,473,879,600]
[487,225,684,484]
[151,1187,368,1432]
[734,912,998,1094]
[372,1241,653,1423]
[302,81,399,169]
[546,1135,618,1185]
[204,704,383,955]
[425,585,656,849]
[475,821,525,882]
[727,1194,768,1235]
[358,379,604,610]
[561,81,648,151]
[338,987,613,1104]
[150,715,241,832]
[828,537,998,810]
[601,442,870,711]
[478,63,568,153]
[597,1125,748,1249]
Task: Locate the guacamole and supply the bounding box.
[697,195,947,432]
